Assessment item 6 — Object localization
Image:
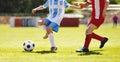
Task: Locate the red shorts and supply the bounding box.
[88,17,105,28]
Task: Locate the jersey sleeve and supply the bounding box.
[64,1,71,8]
[43,0,49,8]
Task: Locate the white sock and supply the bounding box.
[48,33,56,47]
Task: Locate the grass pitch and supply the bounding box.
[0,24,120,62]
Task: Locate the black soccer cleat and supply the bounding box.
[100,37,108,48]
[51,47,57,52]
[76,47,89,52]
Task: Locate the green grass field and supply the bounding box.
[0,24,120,62]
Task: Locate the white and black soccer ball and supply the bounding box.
[23,40,35,52]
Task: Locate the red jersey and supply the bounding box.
[87,0,109,28]
[87,0,107,19]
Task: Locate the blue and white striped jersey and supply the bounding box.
[43,0,71,25]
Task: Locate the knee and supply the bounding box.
[86,27,93,35]
[86,29,92,35]
[38,20,45,26]
[85,24,97,35]
[46,27,53,34]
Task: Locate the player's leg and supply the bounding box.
[87,18,108,49]
[76,24,97,52]
[113,21,115,28]
[48,32,57,52]
[92,32,108,48]
[38,18,51,39]
[42,25,57,51]
[43,22,59,39]
[46,23,59,51]
[84,24,97,48]
[92,33,104,41]
[43,26,53,39]
[114,21,117,28]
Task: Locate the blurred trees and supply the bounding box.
[0,0,120,15]
[0,0,47,14]
[110,0,117,4]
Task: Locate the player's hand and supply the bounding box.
[71,1,79,5]
[32,9,37,14]
[79,4,84,9]
[70,5,76,9]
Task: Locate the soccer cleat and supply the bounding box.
[51,47,57,52]
[43,35,48,39]
[100,37,108,48]
[76,47,89,52]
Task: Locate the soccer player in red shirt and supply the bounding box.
[72,0,109,52]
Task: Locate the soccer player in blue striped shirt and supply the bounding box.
[32,0,77,52]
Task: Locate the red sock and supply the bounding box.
[84,34,92,49]
[92,33,104,41]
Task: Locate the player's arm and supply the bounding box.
[69,5,81,9]
[32,5,45,14]
[79,2,91,9]
[32,0,49,14]
[103,0,110,17]
[71,1,91,9]
[70,2,83,9]
[103,0,109,13]
[64,1,80,10]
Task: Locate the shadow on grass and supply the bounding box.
[77,50,104,56]
[22,50,56,54]
[34,50,56,54]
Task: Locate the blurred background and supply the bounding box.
[0,0,120,26]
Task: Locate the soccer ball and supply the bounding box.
[23,40,35,52]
